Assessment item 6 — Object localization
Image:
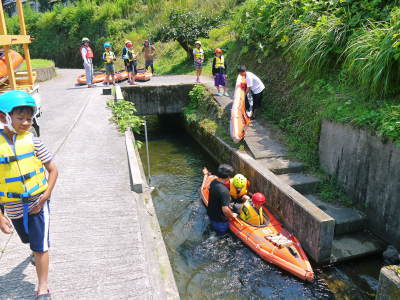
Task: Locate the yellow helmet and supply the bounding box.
[233,174,247,189]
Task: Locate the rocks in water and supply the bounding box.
[382,245,400,265]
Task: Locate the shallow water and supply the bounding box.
[138,115,382,300]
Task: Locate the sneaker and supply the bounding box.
[216,92,223,96]
[223,92,230,97]
[30,253,35,266]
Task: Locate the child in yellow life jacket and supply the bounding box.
[193,41,204,83]
[0,90,58,298]
[224,173,251,203]
[122,40,138,85]
[102,42,116,86]
[212,48,229,97]
[239,193,266,226]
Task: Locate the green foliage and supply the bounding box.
[20,59,55,70]
[152,9,222,57]
[107,100,144,135]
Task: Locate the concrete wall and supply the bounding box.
[185,120,335,264]
[35,66,57,82]
[121,84,194,115]
[376,266,400,300]
[319,120,400,248]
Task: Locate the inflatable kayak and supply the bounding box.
[230,75,251,143]
[200,174,314,282]
[0,49,24,78]
[76,68,152,85]
[135,68,152,82]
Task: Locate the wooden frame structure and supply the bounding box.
[0,0,35,90]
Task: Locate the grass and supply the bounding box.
[19,59,55,70]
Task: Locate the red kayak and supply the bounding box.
[200,174,314,282]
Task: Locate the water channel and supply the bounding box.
[138,115,383,300]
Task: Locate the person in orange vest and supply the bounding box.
[80,37,95,88]
[224,173,251,203]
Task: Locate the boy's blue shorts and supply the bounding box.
[11,201,50,253]
[210,220,229,236]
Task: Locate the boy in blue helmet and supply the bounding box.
[102,42,116,86]
[0,90,58,299]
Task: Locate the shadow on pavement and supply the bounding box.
[0,256,35,299]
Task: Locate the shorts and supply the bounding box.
[126,62,137,74]
[210,220,229,236]
[11,201,50,253]
[194,60,203,69]
[105,63,115,75]
[214,72,226,87]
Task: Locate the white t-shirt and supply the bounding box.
[246,71,265,94]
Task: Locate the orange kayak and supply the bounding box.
[0,49,24,78]
[135,68,152,82]
[230,75,251,143]
[76,69,151,84]
[200,174,314,282]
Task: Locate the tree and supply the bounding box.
[152,9,221,58]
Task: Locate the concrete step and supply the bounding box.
[330,231,386,263]
[258,157,305,175]
[244,121,287,159]
[277,173,320,194]
[305,194,366,236]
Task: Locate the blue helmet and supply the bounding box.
[104,42,111,48]
[0,90,37,114]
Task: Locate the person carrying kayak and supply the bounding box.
[141,40,156,74]
[102,42,117,86]
[80,37,95,88]
[122,40,137,85]
[202,165,237,235]
[237,65,265,120]
[238,192,266,226]
[0,90,59,299]
[212,48,229,97]
[193,41,204,83]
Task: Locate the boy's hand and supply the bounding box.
[0,215,13,234]
[30,192,50,215]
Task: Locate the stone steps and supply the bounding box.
[330,231,386,263]
[305,194,366,236]
[277,173,321,194]
[258,157,305,175]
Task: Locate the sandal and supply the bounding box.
[35,290,51,300]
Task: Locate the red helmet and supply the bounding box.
[126,42,133,47]
[215,48,222,54]
[252,193,266,205]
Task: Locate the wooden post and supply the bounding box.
[0,0,17,89]
[16,0,34,86]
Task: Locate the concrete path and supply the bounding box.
[0,69,152,299]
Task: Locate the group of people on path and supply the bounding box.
[194,41,265,119]
[203,164,267,235]
[80,37,156,87]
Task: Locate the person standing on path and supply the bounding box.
[202,165,237,236]
[80,37,95,88]
[193,41,204,83]
[141,40,156,74]
[212,48,229,97]
[0,90,58,299]
[102,42,116,86]
[237,65,265,120]
[122,40,138,85]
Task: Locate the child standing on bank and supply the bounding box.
[102,42,117,86]
[193,41,204,83]
[0,90,58,299]
[122,40,138,85]
[212,48,229,96]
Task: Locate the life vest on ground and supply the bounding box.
[215,56,225,68]
[193,48,204,61]
[103,51,115,63]
[229,179,247,200]
[80,45,94,59]
[0,131,48,204]
[239,200,263,226]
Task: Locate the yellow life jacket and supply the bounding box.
[229,179,247,200]
[0,131,48,204]
[193,48,204,61]
[239,200,263,226]
[215,56,225,68]
[128,49,137,62]
[103,51,115,63]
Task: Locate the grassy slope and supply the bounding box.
[20,59,55,70]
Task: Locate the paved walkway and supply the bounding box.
[0,70,152,299]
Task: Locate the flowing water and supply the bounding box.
[138,115,383,300]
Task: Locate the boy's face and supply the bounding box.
[195,44,200,48]
[0,111,33,134]
[105,47,110,51]
[239,71,246,77]
[216,52,222,57]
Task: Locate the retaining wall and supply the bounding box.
[121,84,194,115]
[35,66,57,82]
[376,266,400,300]
[185,119,335,264]
[319,120,400,248]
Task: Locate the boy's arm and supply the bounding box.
[0,209,12,234]
[31,161,58,214]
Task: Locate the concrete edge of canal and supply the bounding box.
[376,265,400,300]
[125,129,180,299]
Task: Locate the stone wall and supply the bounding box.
[185,119,335,264]
[35,66,57,82]
[121,84,194,115]
[319,120,400,248]
[376,266,400,300]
